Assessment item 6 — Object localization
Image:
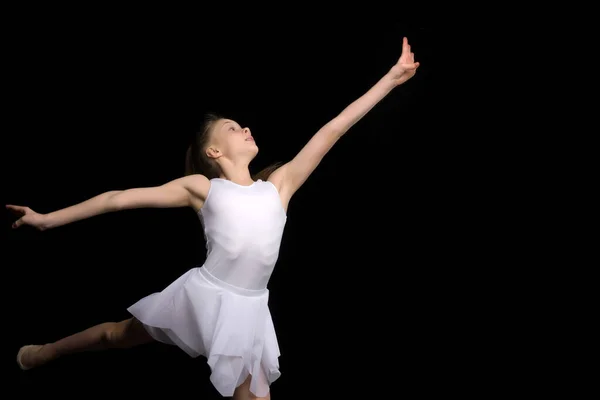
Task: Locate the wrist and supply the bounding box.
[379,73,398,90]
[41,213,53,230]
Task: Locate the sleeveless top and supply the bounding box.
[198,178,287,290]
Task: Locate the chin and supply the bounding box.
[244,147,259,160]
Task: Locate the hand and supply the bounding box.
[6,205,47,231]
[387,37,420,86]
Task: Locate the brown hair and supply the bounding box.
[185,113,281,181]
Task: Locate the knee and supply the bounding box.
[100,322,122,346]
[102,318,150,349]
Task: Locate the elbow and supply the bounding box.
[105,190,125,212]
[326,118,348,138]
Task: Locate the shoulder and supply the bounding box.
[266,165,285,192]
[177,174,212,209]
[266,165,294,211]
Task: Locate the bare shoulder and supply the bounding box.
[266,164,293,211]
[179,174,211,210]
[267,166,285,192]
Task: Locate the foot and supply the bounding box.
[16,345,45,370]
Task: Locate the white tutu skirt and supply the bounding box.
[127,267,281,398]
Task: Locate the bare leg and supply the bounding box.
[233,374,271,400]
[17,317,154,370]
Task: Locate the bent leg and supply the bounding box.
[233,374,272,400]
[17,317,154,370]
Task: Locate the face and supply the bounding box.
[207,119,258,161]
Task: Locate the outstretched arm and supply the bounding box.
[271,37,419,201]
[7,174,210,230]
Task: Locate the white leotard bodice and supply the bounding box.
[198,178,287,290]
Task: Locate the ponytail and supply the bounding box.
[185,145,197,176]
[252,162,283,182]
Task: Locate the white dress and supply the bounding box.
[127,178,287,398]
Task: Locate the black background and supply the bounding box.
[2,6,512,399]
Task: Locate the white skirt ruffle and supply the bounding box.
[127,267,281,398]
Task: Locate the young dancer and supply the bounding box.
[9,37,419,399]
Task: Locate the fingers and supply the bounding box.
[399,37,408,62]
[6,205,28,229]
[400,61,420,70]
[399,37,415,64]
[6,204,26,216]
[400,36,418,69]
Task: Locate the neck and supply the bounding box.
[217,159,255,186]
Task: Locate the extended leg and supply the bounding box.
[17,317,154,370]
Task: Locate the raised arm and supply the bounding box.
[7,174,210,231]
[270,37,419,202]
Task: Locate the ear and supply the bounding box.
[205,146,221,159]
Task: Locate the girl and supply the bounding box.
[9,37,419,399]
